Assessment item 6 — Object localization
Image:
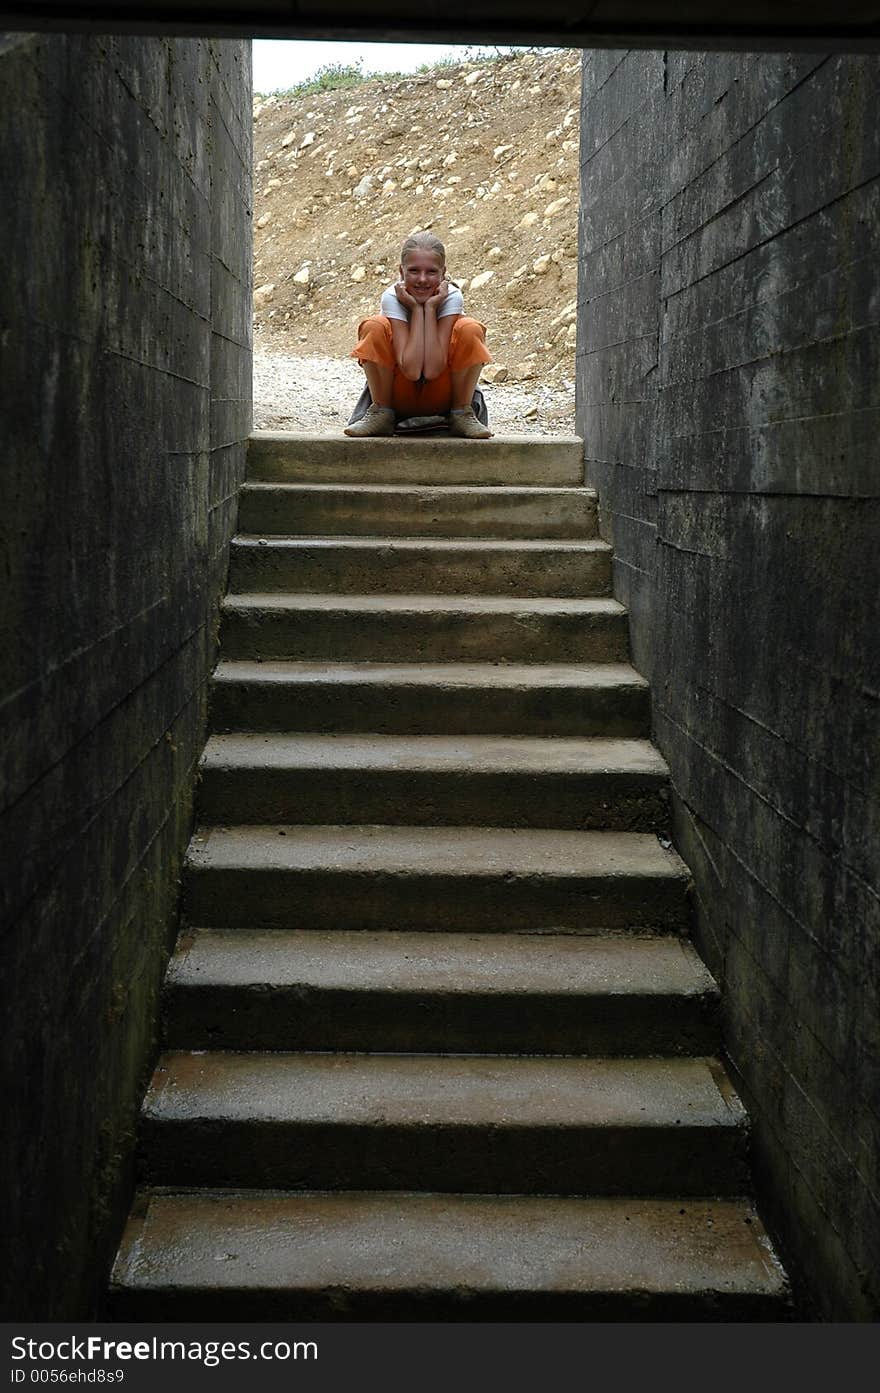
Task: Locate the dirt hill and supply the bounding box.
[252,49,582,388]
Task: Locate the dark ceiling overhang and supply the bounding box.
[2,2,880,52]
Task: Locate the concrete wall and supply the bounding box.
[0,32,252,1318]
[577,49,879,1319]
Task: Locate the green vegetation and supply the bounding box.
[255,46,569,100]
[415,54,459,74]
[266,60,368,100]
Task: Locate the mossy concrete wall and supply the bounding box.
[577,50,879,1319]
[0,32,252,1318]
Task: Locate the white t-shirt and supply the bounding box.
[380,283,465,321]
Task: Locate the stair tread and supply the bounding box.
[199,733,667,776]
[221,593,625,614]
[212,659,648,689]
[242,482,597,497]
[249,463,585,485]
[112,1190,788,1304]
[145,1051,745,1130]
[170,928,716,998]
[186,824,688,880]
[251,431,585,449]
[233,535,611,552]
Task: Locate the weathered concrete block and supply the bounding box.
[577,46,880,1319]
[0,33,252,1319]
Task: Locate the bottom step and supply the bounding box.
[110,1191,790,1321]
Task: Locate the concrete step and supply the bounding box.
[248,431,585,486]
[228,535,613,597]
[237,482,599,539]
[208,660,651,737]
[196,734,669,831]
[164,928,720,1054]
[219,594,629,663]
[110,1190,790,1321]
[110,1192,790,1320]
[139,1051,749,1194]
[183,825,691,932]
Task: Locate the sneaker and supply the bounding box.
[448,406,493,439]
[344,404,396,437]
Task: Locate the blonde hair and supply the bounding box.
[399,231,446,266]
[399,230,459,288]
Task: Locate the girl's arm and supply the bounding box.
[423,313,458,380]
[393,311,425,381]
[391,283,426,381]
[422,280,454,380]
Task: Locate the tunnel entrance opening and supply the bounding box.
[249,42,582,439]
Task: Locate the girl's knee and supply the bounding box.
[352,315,395,367]
[449,316,491,371]
[452,316,486,340]
[358,314,393,340]
[450,317,489,357]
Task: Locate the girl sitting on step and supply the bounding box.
[344,231,493,439]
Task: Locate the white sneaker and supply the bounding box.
[344,405,396,437]
[448,407,492,439]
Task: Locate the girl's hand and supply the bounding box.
[425,279,449,309]
[394,281,419,310]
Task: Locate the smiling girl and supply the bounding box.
[344,231,493,438]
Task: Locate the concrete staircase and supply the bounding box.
[110,431,789,1320]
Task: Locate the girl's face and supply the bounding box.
[400,250,446,302]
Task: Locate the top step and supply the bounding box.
[248,432,584,486]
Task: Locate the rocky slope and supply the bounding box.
[252,49,581,390]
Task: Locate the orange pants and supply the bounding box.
[351,314,492,415]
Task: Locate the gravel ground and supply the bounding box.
[253,350,577,437]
